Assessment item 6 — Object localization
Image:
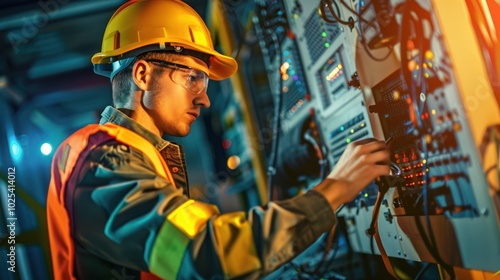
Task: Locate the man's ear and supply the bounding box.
[132,59,152,91]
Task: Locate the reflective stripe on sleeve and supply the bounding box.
[213,212,261,278]
[167,200,219,238]
[149,200,219,278]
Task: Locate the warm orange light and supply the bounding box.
[326,64,342,81]
[408,60,417,71]
[425,50,434,60]
[227,155,241,170]
[393,90,400,100]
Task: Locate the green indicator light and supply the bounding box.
[346,138,351,143]
[322,32,327,37]
[364,193,369,198]
[325,42,330,48]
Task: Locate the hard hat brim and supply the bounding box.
[92,40,237,81]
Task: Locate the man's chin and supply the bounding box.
[162,127,191,138]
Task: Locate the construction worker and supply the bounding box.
[46,0,390,279]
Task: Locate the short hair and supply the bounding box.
[111,52,182,107]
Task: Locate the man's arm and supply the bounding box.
[71,138,389,279]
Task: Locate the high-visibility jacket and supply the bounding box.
[47,123,168,279]
[47,120,336,279]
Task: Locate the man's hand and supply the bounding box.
[314,138,391,211]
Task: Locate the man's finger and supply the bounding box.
[365,150,391,165]
[353,139,389,154]
[353,137,378,145]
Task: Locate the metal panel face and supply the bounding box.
[256,0,500,273]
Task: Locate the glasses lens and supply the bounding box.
[171,68,208,94]
[146,59,209,94]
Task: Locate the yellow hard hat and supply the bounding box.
[91,0,237,81]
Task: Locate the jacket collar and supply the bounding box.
[99,106,170,151]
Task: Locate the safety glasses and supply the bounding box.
[146,59,209,94]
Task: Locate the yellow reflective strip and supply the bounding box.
[213,212,261,278]
[167,200,219,238]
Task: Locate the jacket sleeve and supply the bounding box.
[71,140,337,279]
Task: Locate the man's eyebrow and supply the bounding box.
[168,54,188,64]
[172,57,188,64]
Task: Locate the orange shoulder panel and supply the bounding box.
[47,123,174,279]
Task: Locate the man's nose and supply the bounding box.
[195,89,211,108]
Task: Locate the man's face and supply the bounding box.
[143,56,211,137]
